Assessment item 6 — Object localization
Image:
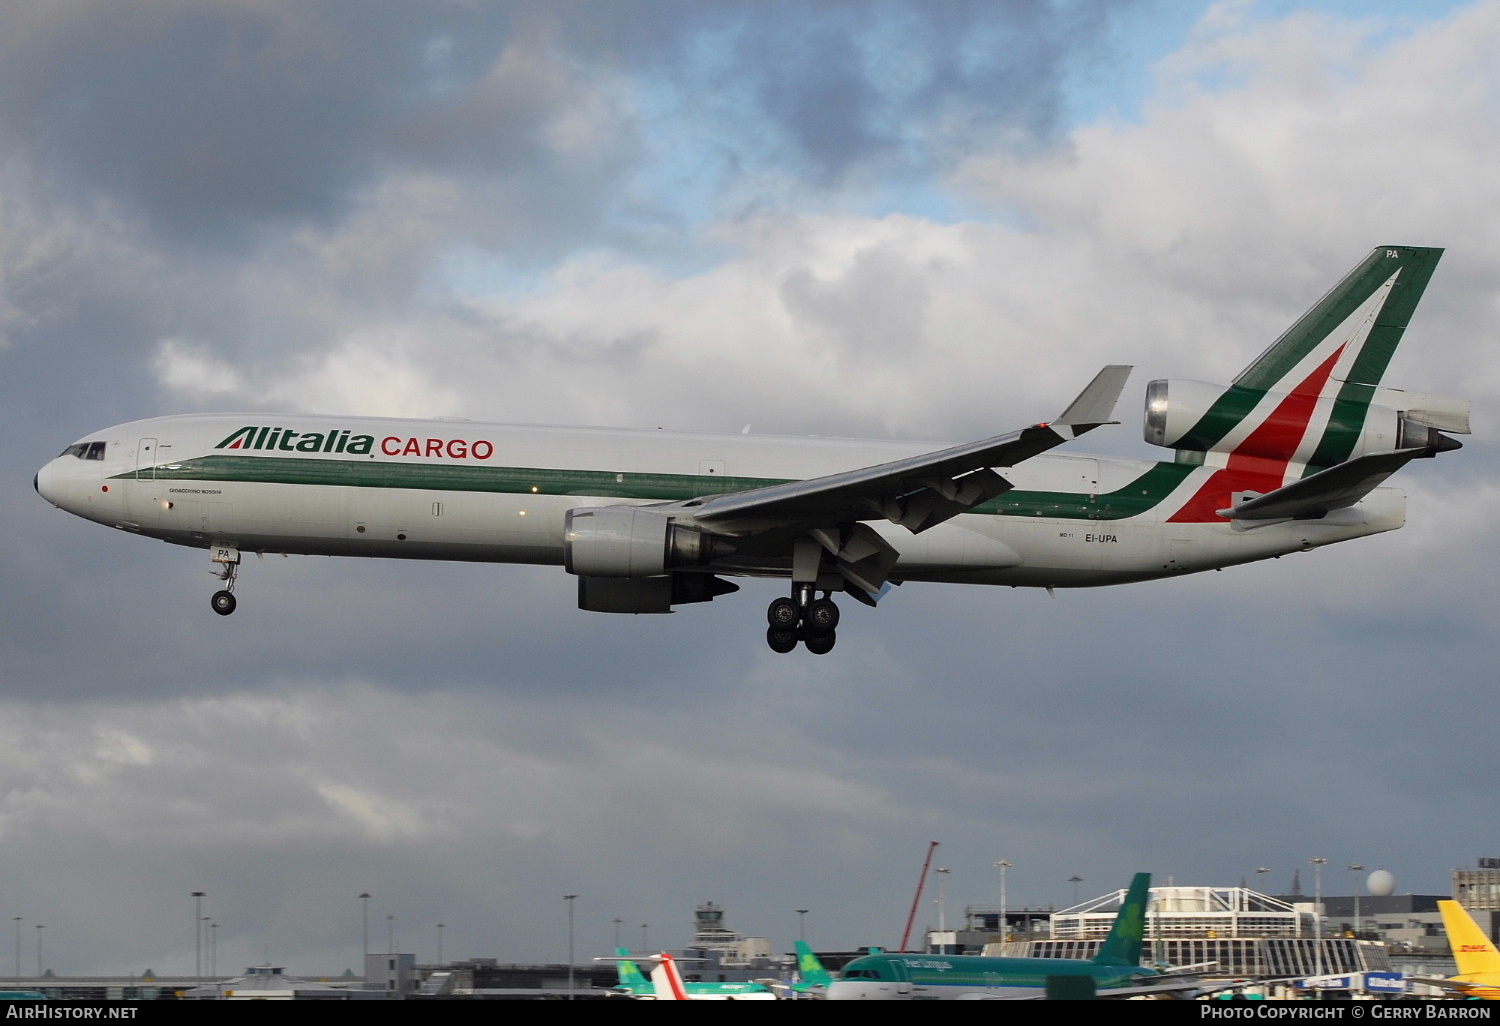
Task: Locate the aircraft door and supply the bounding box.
[135,438,158,480]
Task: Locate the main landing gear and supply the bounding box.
[765,584,840,655]
[210,545,241,616]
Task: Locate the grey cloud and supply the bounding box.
[0,2,626,252]
[691,0,1121,182]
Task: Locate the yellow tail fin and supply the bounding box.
[1440,901,1500,976]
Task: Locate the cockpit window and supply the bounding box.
[61,441,106,460]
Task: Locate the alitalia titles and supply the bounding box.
[216,427,494,460]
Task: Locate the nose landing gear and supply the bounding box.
[764,589,839,654]
[210,545,241,616]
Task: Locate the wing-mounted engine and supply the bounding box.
[564,506,739,614]
[1144,378,1468,464]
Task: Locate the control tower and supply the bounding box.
[686,902,772,968]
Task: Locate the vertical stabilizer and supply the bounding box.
[615,946,651,993]
[649,952,691,1000]
[1440,901,1500,978]
[794,941,833,988]
[1165,246,1444,465]
[1091,873,1151,967]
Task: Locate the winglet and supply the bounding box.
[1056,365,1133,429]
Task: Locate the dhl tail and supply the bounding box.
[1440,901,1500,978]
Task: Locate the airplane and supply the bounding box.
[33,246,1467,653]
[601,949,778,1000]
[826,872,1200,999]
[1408,900,1500,999]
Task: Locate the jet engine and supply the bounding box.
[563,506,734,578]
[1143,379,1467,462]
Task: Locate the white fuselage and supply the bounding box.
[34,412,1405,589]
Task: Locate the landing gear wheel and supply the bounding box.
[766,627,799,654]
[767,597,800,629]
[805,598,840,634]
[211,590,237,616]
[803,629,836,656]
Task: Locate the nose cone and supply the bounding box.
[34,460,60,507]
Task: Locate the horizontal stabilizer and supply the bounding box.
[1219,449,1422,521]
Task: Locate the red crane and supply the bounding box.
[898,840,940,953]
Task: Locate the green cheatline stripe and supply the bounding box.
[1176,246,1442,458]
[118,455,1195,521]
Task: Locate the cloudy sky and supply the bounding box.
[3,0,1498,976]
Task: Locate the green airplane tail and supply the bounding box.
[1091,873,1151,967]
[794,941,833,988]
[615,946,650,990]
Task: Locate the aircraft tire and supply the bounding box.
[766,627,799,654]
[767,597,800,628]
[211,590,237,616]
[803,630,836,656]
[805,598,839,634]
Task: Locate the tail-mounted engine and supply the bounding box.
[1143,379,1468,463]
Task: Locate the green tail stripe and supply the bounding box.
[1173,247,1441,456]
[1092,873,1151,967]
[1308,247,1441,467]
[1236,246,1440,391]
[120,455,1194,522]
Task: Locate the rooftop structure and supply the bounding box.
[1051,885,1314,940]
[1454,859,1500,910]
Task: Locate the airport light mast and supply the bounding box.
[1309,858,1328,978]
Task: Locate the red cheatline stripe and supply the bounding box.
[1167,346,1345,523]
[660,953,689,1000]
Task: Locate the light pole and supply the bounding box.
[934,867,950,946]
[1309,857,1328,978]
[796,909,809,944]
[386,915,396,955]
[1069,875,1083,905]
[191,892,205,997]
[641,923,649,951]
[359,893,371,959]
[33,925,42,978]
[12,917,21,984]
[564,895,578,1001]
[436,923,445,966]
[612,918,623,950]
[1347,865,1364,938]
[209,922,218,981]
[994,861,1011,941]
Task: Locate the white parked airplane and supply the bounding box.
[35,246,1466,653]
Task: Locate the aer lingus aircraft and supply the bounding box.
[34,246,1467,653]
[827,873,1198,999]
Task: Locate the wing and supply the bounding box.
[682,365,1132,536]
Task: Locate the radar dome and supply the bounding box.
[1367,869,1395,896]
